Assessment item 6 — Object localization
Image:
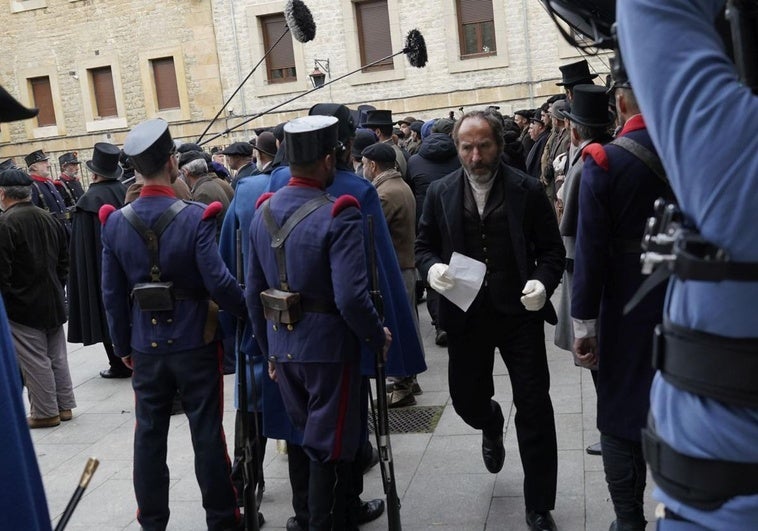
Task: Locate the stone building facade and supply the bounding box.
[0,0,608,183]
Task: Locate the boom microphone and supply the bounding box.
[285,0,316,43]
[199,28,430,146]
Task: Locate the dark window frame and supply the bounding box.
[456,0,497,59]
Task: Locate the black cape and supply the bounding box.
[67,179,126,344]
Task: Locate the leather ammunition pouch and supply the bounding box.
[132,281,175,312]
[260,288,303,325]
[121,201,188,312]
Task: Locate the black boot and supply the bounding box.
[309,461,338,531]
[288,444,310,529]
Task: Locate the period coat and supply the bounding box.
[55,176,85,207]
[67,179,126,345]
[571,116,674,441]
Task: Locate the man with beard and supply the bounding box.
[416,110,564,531]
[55,152,85,207]
[25,149,70,231]
[67,142,129,379]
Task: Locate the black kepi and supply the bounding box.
[86,143,124,180]
[284,115,339,165]
[123,119,174,176]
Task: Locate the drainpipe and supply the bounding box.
[521,0,535,107]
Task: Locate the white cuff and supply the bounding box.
[572,318,597,339]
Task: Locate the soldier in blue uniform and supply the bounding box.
[25,149,71,231]
[571,64,675,531]
[618,0,758,528]
[55,152,85,207]
[246,115,391,531]
[101,118,244,531]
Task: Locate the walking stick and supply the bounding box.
[236,229,263,530]
[53,457,99,531]
[367,215,402,530]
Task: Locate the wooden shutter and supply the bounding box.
[151,57,181,110]
[356,1,393,72]
[458,0,493,24]
[30,77,56,127]
[91,66,118,118]
[262,14,297,83]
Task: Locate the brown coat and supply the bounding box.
[373,169,416,269]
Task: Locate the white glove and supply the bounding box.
[553,152,567,174]
[428,263,455,293]
[520,280,546,311]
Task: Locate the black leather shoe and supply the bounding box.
[286,516,306,531]
[586,441,602,455]
[481,432,505,473]
[356,498,385,525]
[435,328,448,346]
[99,367,132,379]
[526,510,557,531]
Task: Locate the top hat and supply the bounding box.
[253,132,278,157]
[362,110,394,128]
[556,60,599,87]
[284,115,340,165]
[25,149,49,168]
[86,143,124,180]
[123,118,174,176]
[220,141,253,157]
[309,103,356,141]
[0,85,38,124]
[562,85,614,128]
[58,152,81,167]
[0,168,33,187]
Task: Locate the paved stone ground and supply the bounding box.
[30,288,657,530]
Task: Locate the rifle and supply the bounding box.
[367,215,402,531]
[54,457,99,531]
[236,229,263,531]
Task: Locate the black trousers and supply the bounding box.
[131,344,239,531]
[447,308,557,512]
[601,433,647,528]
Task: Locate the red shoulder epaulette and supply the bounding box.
[582,143,609,171]
[99,204,116,226]
[202,201,223,221]
[332,195,360,217]
[255,192,274,209]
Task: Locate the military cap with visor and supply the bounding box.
[284,115,340,165]
[123,118,174,176]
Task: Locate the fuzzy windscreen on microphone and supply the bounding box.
[285,0,316,43]
[404,29,428,68]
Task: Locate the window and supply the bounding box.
[30,76,56,127]
[150,57,181,110]
[457,0,496,58]
[90,66,118,119]
[261,13,297,83]
[356,0,393,72]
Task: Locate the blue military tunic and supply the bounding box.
[246,181,386,462]
[619,0,758,527]
[30,174,71,231]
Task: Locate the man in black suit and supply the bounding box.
[416,110,564,531]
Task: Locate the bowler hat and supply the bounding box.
[362,110,394,128]
[0,85,38,123]
[0,168,33,186]
[352,129,377,158]
[253,132,278,157]
[529,113,545,125]
[361,142,396,163]
[562,85,614,128]
[86,143,124,180]
[556,60,599,87]
[25,150,49,168]
[285,115,340,165]
[220,142,253,157]
[123,118,174,176]
[514,109,532,120]
[176,142,203,154]
[309,103,356,141]
[58,152,80,167]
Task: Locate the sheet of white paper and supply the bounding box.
[441,252,486,312]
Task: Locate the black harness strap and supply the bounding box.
[261,194,330,291]
[610,136,669,188]
[121,201,188,281]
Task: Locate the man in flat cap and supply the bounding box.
[222,141,256,188]
[362,142,423,407]
[67,143,129,380]
[178,150,232,238]
[25,149,71,231]
[246,115,391,530]
[101,118,245,531]
[397,116,421,154]
[56,152,85,207]
[0,168,76,430]
[0,85,54,531]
